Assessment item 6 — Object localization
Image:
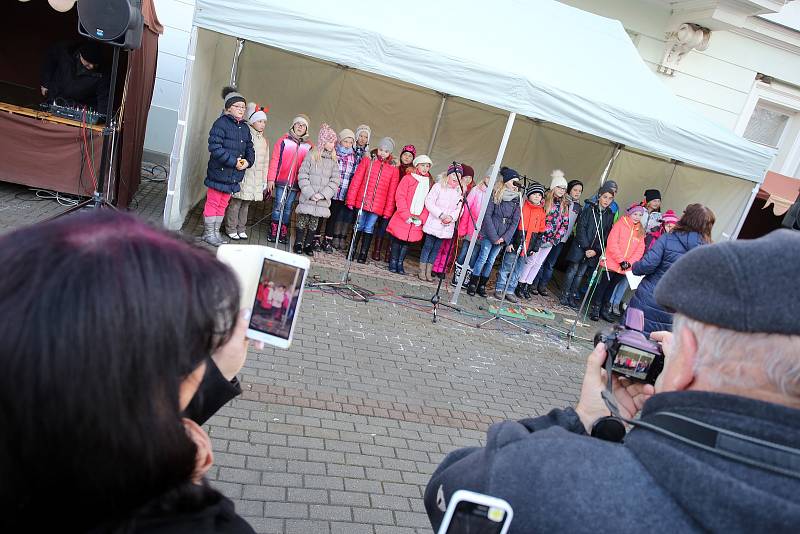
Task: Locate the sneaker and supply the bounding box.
[228,232,240,240]
[505,293,519,303]
[238,231,248,240]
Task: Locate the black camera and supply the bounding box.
[593,308,664,385]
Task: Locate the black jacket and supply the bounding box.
[41,42,109,112]
[425,391,800,533]
[205,114,256,194]
[185,359,243,425]
[565,197,614,264]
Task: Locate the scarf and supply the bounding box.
[336,145,353,158]
[501,189,518,202]
[409,174,430,216]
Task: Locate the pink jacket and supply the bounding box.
[422,183,462,239]
[458,184,487,238]
[267,133,312,187]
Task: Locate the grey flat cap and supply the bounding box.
[655,229,800,335]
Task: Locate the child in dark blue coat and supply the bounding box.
[201,87,255,246]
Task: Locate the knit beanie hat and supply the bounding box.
[447,163,464,176]
[661,209,679,225]
[246,102,268,124]
[644,189,662,203]
[566,179,583,195]
[378,136,395,153]
[526,181,545,199]
[627,205,647,217]
[499,166,520,183]
[401,144,417,158]
[355,124,371,144]
[413,154,432,167]
[318,123,337,147]
[338,128,355,142]
[549,169,568,190]
[291,114,310,130]
[598,182,617,197]
[460,164,474,178]
[222,86,245,110]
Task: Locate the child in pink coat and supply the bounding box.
[451,166,490,287]
[432,164,474,280]
[418,164,465,282]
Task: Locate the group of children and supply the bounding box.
[200,87,677,315]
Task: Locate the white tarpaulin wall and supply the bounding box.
[165,29,755,240]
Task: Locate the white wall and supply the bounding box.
[143,0,195,158]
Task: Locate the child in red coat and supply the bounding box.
[386,155,433,275]
[345,137,400,263]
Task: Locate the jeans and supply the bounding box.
[355,211,380,233]
[472,238,504,278]
[562,259,592,300]
[271,184,297,224]
[420,234,444,264]
[611,278,629,308]
[456,239,479,268]
[591,271,624,307]
[495,251,527,293]
[532,241,564,288]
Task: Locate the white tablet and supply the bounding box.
[217,244,310,349]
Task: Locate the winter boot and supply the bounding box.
[589,304,601,322]
[476,276,489,298]
[600,303,616,323]
[304,229,316,256]
[279,223,289,245]
[397,244,409,275]
[418,263,429,281]
[467,275,480,296]
[357,233,373,264]
[505,292,520,303]
[371,234,384,261]
[348,232,361,261]
[559,292,571,307]
[202,217,223,247]
[462,267,472,288]
[322,237,334,254]
[312,234,322,251]
[522,283,533,300]
[451,264,462,287]
[269,221,279,241]
[293,228,305,254]
[213,217,229,244]
[537,283,549,297]
[527,285,539,296]
[515,283,527,300]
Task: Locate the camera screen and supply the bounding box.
[445,501,508,534]
[249,258,305,340]
[612,344,658,381]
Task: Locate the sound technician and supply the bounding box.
[425,229,800,533]
[40,40,109,112]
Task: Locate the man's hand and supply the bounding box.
[585,250,596,258]
[41,86,48,97]
[575,343,655,433]
[211,309,262,381]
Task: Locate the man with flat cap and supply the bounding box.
[425,229,800,533]
[41,40,109,113]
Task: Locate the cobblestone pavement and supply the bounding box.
[1,175,598,533]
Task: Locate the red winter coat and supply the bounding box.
[387,173,431,243]
[345,155,400,217]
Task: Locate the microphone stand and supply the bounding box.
[477,180,530,334]
[309,154,378,303]
[401,162,466,323]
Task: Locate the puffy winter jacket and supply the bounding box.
[267,133,312,188]
[540,201,570,246]
[602,215,645,274]
[422,183,463,239]
[387,173,430,243]
[458,185,487,238]
[232,125,268,201]
[295,150,341,219]
[630,231,705,334]
[204,114,255,194]
[515,201,546,255]
[566,198,615,264]
[345,155,400,217]
[481,196,521,245]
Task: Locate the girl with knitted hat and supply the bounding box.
[345,137,400,263]
[294,124,341,256]
[224,102,269,241]
[324,128,357,251]
[200,87,255,246]
[589,204,646,321]
[386,155,433,274]
[398,144,417,178]
[418,164,467,282]
[514,170,570,298]
[644,208,678,251]
[432,164,473,280]
[451,165,490,288]
[266,114,313,244]
[353,124,371,166]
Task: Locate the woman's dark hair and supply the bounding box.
[674,203,716,243]
[0,211,240,531]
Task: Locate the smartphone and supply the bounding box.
[217,244,310,349]
[437,490,513,534]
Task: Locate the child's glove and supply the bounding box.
[620,261,631,271]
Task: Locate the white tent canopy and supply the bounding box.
[165,0,773,241]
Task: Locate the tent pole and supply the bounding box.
[450,112,517,305]
[731,182,761,240]
[230,38,245,86]
[600,144,623,184]
[427,93,448,155]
